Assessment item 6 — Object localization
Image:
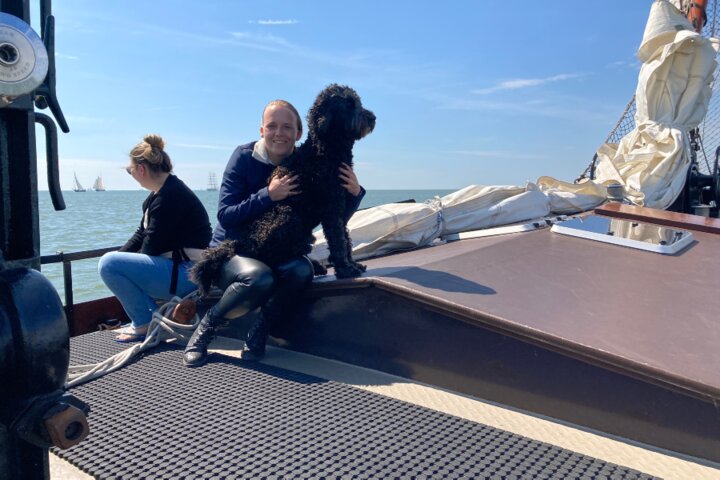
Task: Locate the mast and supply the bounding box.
[207,172,218,191]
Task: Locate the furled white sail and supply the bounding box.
[593,0,720,208]
[310,183,600,263]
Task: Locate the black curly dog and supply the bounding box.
[190,84,376,295]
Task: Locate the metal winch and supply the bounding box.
[0,2,85,479]
[0,256,90,479]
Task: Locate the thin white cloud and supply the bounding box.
[441,98,617,123]
[472,73,584,95]
[440,98,552,113]
[122,23,289,54]
[606,59,641,70]
[65,115,107,124]
[450,150,548,160]
[249,19,299,25]
[59,158,122,168]
[145,105,181,113]
[56,53,79,60]
[230,31,295,49]
[119,21,398,73]
[174,143,235,151]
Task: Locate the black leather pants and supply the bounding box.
[263,256,314,336]
[210,255,313,325]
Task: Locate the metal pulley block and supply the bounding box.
[0,12,47,106]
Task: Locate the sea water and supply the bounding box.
[38,189,454,303]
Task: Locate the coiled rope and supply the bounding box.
[65,291,202,388]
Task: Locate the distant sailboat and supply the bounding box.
[93,175,106,191]
[73,172,86,192]
[207,172,218,191]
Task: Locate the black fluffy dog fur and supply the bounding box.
[190,84,376,295]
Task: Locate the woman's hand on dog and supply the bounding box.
[339,163,362,197]
[269,174,301,201]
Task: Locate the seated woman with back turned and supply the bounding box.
[99,134,212,342]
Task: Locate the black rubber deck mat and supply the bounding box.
[54,331,657,479]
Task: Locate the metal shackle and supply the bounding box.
[43,403,90,449]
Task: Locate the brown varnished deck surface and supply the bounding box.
[314,226,720,402]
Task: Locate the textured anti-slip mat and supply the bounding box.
[53,331,657,479]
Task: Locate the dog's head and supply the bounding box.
[307,84,376,142]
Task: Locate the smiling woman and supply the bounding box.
[182,98,344,367]
[260,99,303,164]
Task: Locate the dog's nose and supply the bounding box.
[365,110,376,129]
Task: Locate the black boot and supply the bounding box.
[240,313,269,361]
[183,310,222,367]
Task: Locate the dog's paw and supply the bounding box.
[334,263,365,279]
[310,258,328,276]
[352,261,367,273]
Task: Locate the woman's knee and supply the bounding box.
[276,256,314,290]
[98,251,122,278]
[250,267,275,299]
[218,256,275,295]
[212,256,275,319]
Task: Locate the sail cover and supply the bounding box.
[593,0,719,208]
[311,0,719,263]
[311,182,603,263]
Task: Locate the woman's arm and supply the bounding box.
[119,224,144,252]
[216,147,275,229]
[137,194,176,256]
[119,194,152,252]
[340,163,366,221]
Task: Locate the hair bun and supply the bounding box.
[143,134,165,151]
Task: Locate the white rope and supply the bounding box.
[65,291,202,389]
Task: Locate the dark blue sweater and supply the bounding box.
[211,141,365,247]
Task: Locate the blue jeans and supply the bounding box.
[98,251,198,328]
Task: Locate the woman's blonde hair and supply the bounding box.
[263,100,302,133]
[129,134,173,173]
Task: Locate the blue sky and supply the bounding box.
[38,1,653,191]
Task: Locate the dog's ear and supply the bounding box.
[315,110,333,136]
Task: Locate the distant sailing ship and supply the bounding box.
[73,172,86,192]
[207,172,218,191]
[93,175,106,191]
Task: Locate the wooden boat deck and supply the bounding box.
[272,206,720,462]
[314,220,720,403]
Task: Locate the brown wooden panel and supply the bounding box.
[69,297,128,336]
[596,202,720,234]
[309,226,720,402]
